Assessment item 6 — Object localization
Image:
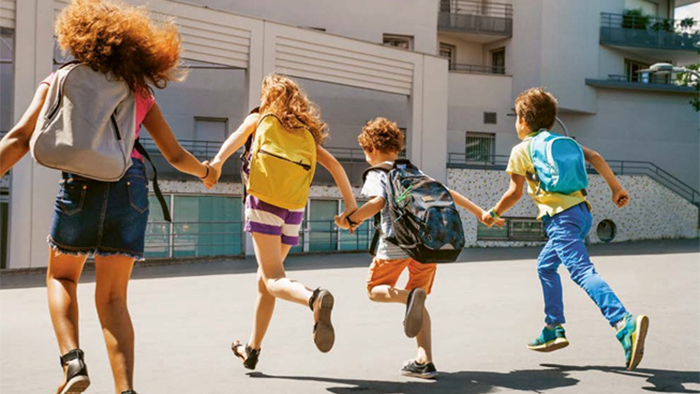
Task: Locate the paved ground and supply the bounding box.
[1,239,699,394]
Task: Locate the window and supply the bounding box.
[294,198,371,254]
[465,132,495,163]
[483,112,497,125]
[491,48,506,74]
[477,218,547,241]
[145,195,243,258]
[440,0,451,12]
[1,28,14,136]
[383,34,414,51]
[625,0,658,17]
[440,43,456,70]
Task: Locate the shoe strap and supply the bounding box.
[60,349,84,366]
[308,287,321,311]
[121,391,138,394]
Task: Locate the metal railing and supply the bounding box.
[600,12,700,51]
[144,219,372,258]
[448,153,700,206]
[451,63,506,75]
[438,0,513,36]
[605,73,691,86]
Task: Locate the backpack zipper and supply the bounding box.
[258,148,311,171]
[110,113,122,141]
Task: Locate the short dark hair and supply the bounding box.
[515,87,558,132]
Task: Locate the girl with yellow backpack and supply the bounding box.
[205,74,358,370]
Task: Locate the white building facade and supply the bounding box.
[0,0,698,268]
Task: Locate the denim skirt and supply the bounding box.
[49,158,150,260]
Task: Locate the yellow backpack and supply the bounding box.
[245,113,317,210]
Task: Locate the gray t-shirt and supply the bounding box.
[360,163,409,260]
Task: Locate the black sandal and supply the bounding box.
[59,349,90,394]
[231,340,260,370]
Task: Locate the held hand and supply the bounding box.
[480,211,495,227]
[335,214,350,230]
[612,187,630,208]
[492,217,506,228]
[201,161,220,189]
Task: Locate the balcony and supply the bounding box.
[438,0,513,40]
[585,74,698,94]
[450,63,506,75]
[141,140,390,187]
[600,12,700,62]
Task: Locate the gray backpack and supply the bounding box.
[30,63,137,182]
[30,62,173,222]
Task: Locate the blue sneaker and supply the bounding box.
[527,325,569,352]
[616,314,649,371]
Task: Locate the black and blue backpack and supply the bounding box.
[362,159,465,264]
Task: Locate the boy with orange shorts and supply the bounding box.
[337,118,502,379]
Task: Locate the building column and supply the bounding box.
[9,0,55,269]
[409,55,449,182]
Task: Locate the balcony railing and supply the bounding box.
[438,0,513,36]
[600,12,700,51]
[448,153,700,206]
[585,73,698,94]
[451,63,506,75]
[140,139,398,186]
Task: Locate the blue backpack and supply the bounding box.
[362,159,465,264]
[529,130,588,195]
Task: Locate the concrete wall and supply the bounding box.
[184,0,439,55]
[447,168,699,247]
[560,88,700,190]
[447,72,516,156]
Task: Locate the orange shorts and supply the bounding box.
[366,258,437,294]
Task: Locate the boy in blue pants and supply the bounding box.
[482,88,649,371]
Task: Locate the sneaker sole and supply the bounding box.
[527,337,570,353]
[404,288,426,338]
[401,370,438,379]
[628,315,649,371]
[314,290,335,353]
[59,375,90,394]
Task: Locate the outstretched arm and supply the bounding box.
[482,173,526,224]
[449,189,505,228]
[0,84,49,176]
[210,113,259,172]
[317,145,358,213]
[142,102,209,178]
[582,146,629,207]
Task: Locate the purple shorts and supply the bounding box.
[244,196,305,246]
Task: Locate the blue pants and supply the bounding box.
[538,203,628,326]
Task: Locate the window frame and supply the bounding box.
[383,34,415,51]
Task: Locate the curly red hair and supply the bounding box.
[259,74,328,145]
[55,0,185,95]
[358,118,404,154]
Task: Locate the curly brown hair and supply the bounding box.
[358,117,404,154]
[55,0,186,95]
[259,74,328,145]
[515,87,558,132]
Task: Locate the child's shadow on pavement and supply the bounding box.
[542,364,700,393]
[248,366,580,394]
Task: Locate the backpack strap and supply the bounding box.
[133,139,172,222]
[240,107,261,202]
[361,162,394,257]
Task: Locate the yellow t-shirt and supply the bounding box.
[506,134,591,219]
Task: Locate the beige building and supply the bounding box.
[1,0,698,268]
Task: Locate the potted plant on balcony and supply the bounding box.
[622,9,650,30]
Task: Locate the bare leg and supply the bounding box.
[252,233,312,306]
[46,248,88,394]
[415,309,432,364]
[94,254,135,394]
[368,285,432,363]
[247,244,292,349]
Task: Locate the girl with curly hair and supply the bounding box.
[205,74,357,370]
[0,0,215,393]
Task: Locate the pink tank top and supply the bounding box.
[41,74,155,160]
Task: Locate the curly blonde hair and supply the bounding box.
[55,0,185,95]
[358,118,404,154]
[259,74,328,145]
